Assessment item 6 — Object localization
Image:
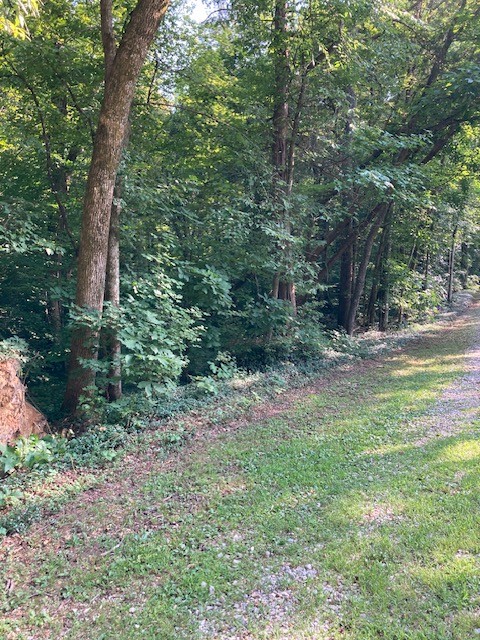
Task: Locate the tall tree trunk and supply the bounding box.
[378,279,390,332]
[365,234,384,328]
[447,224,458,303]
[422,249,430,291]
[345,203,390,335]
[366,208,392,330]
[102,0,123,402]
[104,188,122,401]
[337,87,357,330]
[270,0,296,313]
[63,0,170,415]
[272,0,288,187]
[49,152,69,342]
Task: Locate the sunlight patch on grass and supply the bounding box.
[440,439,480,462]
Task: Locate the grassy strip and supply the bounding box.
[1,301,479,639]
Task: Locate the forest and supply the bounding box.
[2,1,480,638]
[0,0,479,425]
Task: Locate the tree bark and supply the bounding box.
[63,0,170,415]
[423,249,430,291]
[365,235,384,328]
[316,202,385,284]
[270,0,297,313]
[337,86,356,329]
[447,224,458,303]
[345,203,390,335]
[104,188,122,401]
[377,211,392,331]
[102,0,123,402]
[272,0,289,187]
[366,207,392,329]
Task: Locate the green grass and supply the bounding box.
[2,314,480,639]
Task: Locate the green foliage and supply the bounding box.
[69,260,204,404]
[118,265,203,391]
[191,351,242,396]
[207,351,240,380]
[0,0,478,423]
[0,0,38,37]
[0,337,29,362]
[0,435,66,477]
[390,264,445,321]
[0,484,24,511]
[65,424,128,467]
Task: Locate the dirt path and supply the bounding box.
[412,309,480,445]
[2,300,480,639]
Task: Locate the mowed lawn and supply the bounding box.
[2,311,480,640]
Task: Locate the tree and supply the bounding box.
[63,0,170,415]
[308,0,480,333]
[0,0,479,423]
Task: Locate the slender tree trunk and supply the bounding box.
[337,87,357,330]
[272,0,288,186]
[366,240,383,328]
[48,251,63,341]
[345,203,390,335]
[102,0,124,402]
[378,279,390,332]
[63,0,170,415]
[447,224,458,303]
[104,188,122,401]
[270,0,297,313]
[408,242,418,271]
[366,208,392,330]
[423,249,430,291]
[6,72,78,342]
[49,157,69,342]
[316,202,384,285]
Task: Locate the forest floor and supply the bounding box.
[2,300,480,640]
